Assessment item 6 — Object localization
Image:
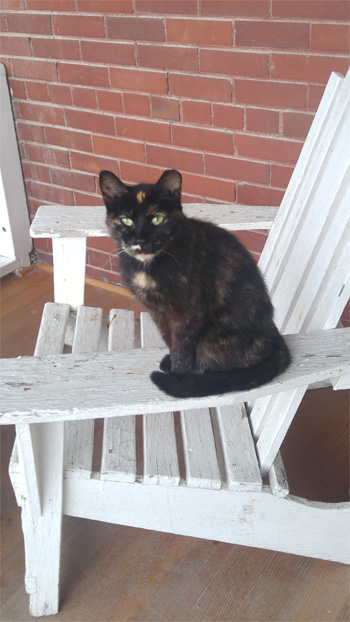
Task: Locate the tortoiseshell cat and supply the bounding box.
[99,169,291,398]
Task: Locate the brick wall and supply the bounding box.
[1,0,349,295]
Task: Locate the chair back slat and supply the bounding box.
[259,69,350,333]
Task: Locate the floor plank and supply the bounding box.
[0,267,349,621]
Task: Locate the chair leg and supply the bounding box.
[16,422,64,617]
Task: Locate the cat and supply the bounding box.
[99,168,291,398]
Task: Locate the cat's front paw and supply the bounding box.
[159,354,171,373]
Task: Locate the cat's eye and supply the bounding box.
[152,215,164,226]
[121,217,133,227]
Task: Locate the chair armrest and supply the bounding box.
[30,204,278,239]
[1,327,349,425]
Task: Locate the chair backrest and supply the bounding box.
[258,69,350,334]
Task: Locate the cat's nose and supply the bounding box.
[136,238,147,249]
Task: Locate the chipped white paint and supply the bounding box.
[4,70,350,618]
[1,328,349,425]
[30,203,277,239]
[64,478,350,564]
[101,309,136,483]
[250,68,350,474]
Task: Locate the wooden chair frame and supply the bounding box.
[1,70,350,616]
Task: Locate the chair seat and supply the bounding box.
[9,302,264,497]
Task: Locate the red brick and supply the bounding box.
[87,236,118,253]
[212,104,244,130]
[22,161,51,184]
[0,35,31,56]
[93,135,145,163]
[1,0,25,8]
[110,67,167,94]
[16,121,45,144]
[137,44,198,71]
[311,24,350,54]
[308,84,325,112]
[235,79,307,110]
[182,101,211,125]
[58,63,109,88]
[236,183,284,206]
[25,143,70,168]
[5,12,52,35]
[18,102,65,126]
[53,15,105,38]
[246,108,279,134]
[72,87,97,110]
[81,41,135,66]
[116,117,170,144]
[11,58,57,82]
[151,96,179,121]
[25,81,49,103]
[71,151,121,176]
[27,0,76,9]
[172,124,233,155]
[31,37,80,61]
[282,111,313,139]
[75,192,105,207]
[200,0,269,17]
[166,18,232,45]
[107,17,164,42]
[87,248,112,271]
[182,172,236,202]
[236,230,268,255]
[9,79,26,100]
[236,133,302,165]
[200,49,269,78]
[271,53,349,84]
[270,164,294,189]
[236,20,310,50]
[136,0,197,14]
[44,127,92,152]
[272,0,350,20]
[48,84,72,106]
[50,169,95,193]
[146,144,203,174]
[169,73,231,102]
[97,90,123,114]
[78,0,133,11]
[119,160,163,184]
[205,154,269,184]
[28,180,74,204]
[65,109,115,135]
[123,92,149,116]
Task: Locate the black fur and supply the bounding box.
[99,169,291,398]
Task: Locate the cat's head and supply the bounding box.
[99,169,183,263]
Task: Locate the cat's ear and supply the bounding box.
[99,170,129,206]
[155,169,182,200]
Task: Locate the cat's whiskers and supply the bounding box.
[159,248,182,268]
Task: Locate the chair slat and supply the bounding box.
[101,309,136,483]
[34,302,70,356]
[65,306,103,480]
[181,409,221,490]
[143,412,180,485]
[140,313,179,486]
[211,405,262,491]
[249,69,350,475]
[268,451,289,498]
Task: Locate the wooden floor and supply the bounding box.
[1,266,349,622]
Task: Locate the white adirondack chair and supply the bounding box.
[1,69,350,617]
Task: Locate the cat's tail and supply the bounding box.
[151,338,291,399]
